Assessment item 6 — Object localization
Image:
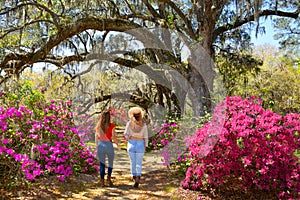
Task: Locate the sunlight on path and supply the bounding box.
[68,167,179,200]
[113,145,166,173]
[113,129,166,174]
[62,130,178,200]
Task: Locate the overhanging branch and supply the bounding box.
[0,17,142,83]
[213,9,300,41]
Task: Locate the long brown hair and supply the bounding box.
[95,111,111,134]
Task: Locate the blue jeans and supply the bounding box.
[127,140,145,176]
[97,141,114,179]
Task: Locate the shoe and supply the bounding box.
[134,176,140,188]
[132,176,136,182]
[99,178,105,187]
[107,175,113,186]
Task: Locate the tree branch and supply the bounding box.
[142,0,161,19]
[0,2,61,30]
[0,17,142,83]
[0,19,54,40]
[164,0,197,40]
[213,9,300,41]
[40,53,88,68]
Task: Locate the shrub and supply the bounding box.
[148,120,180,150]
[148,113,213,171]
[0,85,98,190]
[182,96,300,199]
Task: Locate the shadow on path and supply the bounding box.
[4,131,184,200]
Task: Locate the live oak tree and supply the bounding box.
[0,0,299,116]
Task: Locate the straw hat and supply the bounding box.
[128,107,144,119]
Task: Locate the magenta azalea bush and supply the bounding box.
[0,85,98,189]
[182,96,300,199]
[149,120,180,150]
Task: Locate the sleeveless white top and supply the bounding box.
[124,121,148,147]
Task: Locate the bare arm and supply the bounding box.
[112,128,119,147]
[95,132,99,146]
[123,121,130,139]
[95,126,101,146]
[144,125,148,148]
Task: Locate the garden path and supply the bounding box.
[55,130,185,200]
[5,130,277,199]
[5,129,192,200]
[112,128,166,173]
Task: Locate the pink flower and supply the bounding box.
[243,157,251,166]
[29,134,39,140]
[14,154,22,162]
[2,138,8,144]
[26,173,34,180]
[181,96,300,198]
[6,148,14,155]
[58,175,65,181]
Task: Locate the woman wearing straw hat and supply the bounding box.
[124,106,148,188]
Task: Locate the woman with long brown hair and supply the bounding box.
[124,107,148,188]
[95,111,119,187]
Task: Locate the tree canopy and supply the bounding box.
[1,0,299,116]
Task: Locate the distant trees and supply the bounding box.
[233,44,300,114]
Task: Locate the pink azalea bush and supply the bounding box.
[148,114,212,172]
[149,120,180,150]
[109,107,128,126]
[182,96,300,199]
[0,85,98,189]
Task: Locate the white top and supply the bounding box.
[124,121,148,147]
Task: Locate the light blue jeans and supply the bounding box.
[127,140,145,176]
[97,141,114,179]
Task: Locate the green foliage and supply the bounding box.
[234,47,300,114]
[3,81,45,111]
[195,111,212,128]
[274,17,300,57]
[216,50,262,95]
[167,13,175,29]
[168,154,191,176]
[236,137,243,149]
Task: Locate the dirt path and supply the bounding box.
[66,147,182,200]
[3,136,278,200]
[57,128,197,200]
[13,147,185,200]
[5,136,188,200]
[113,144,166,171]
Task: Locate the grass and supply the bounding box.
[163,186,177,192]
